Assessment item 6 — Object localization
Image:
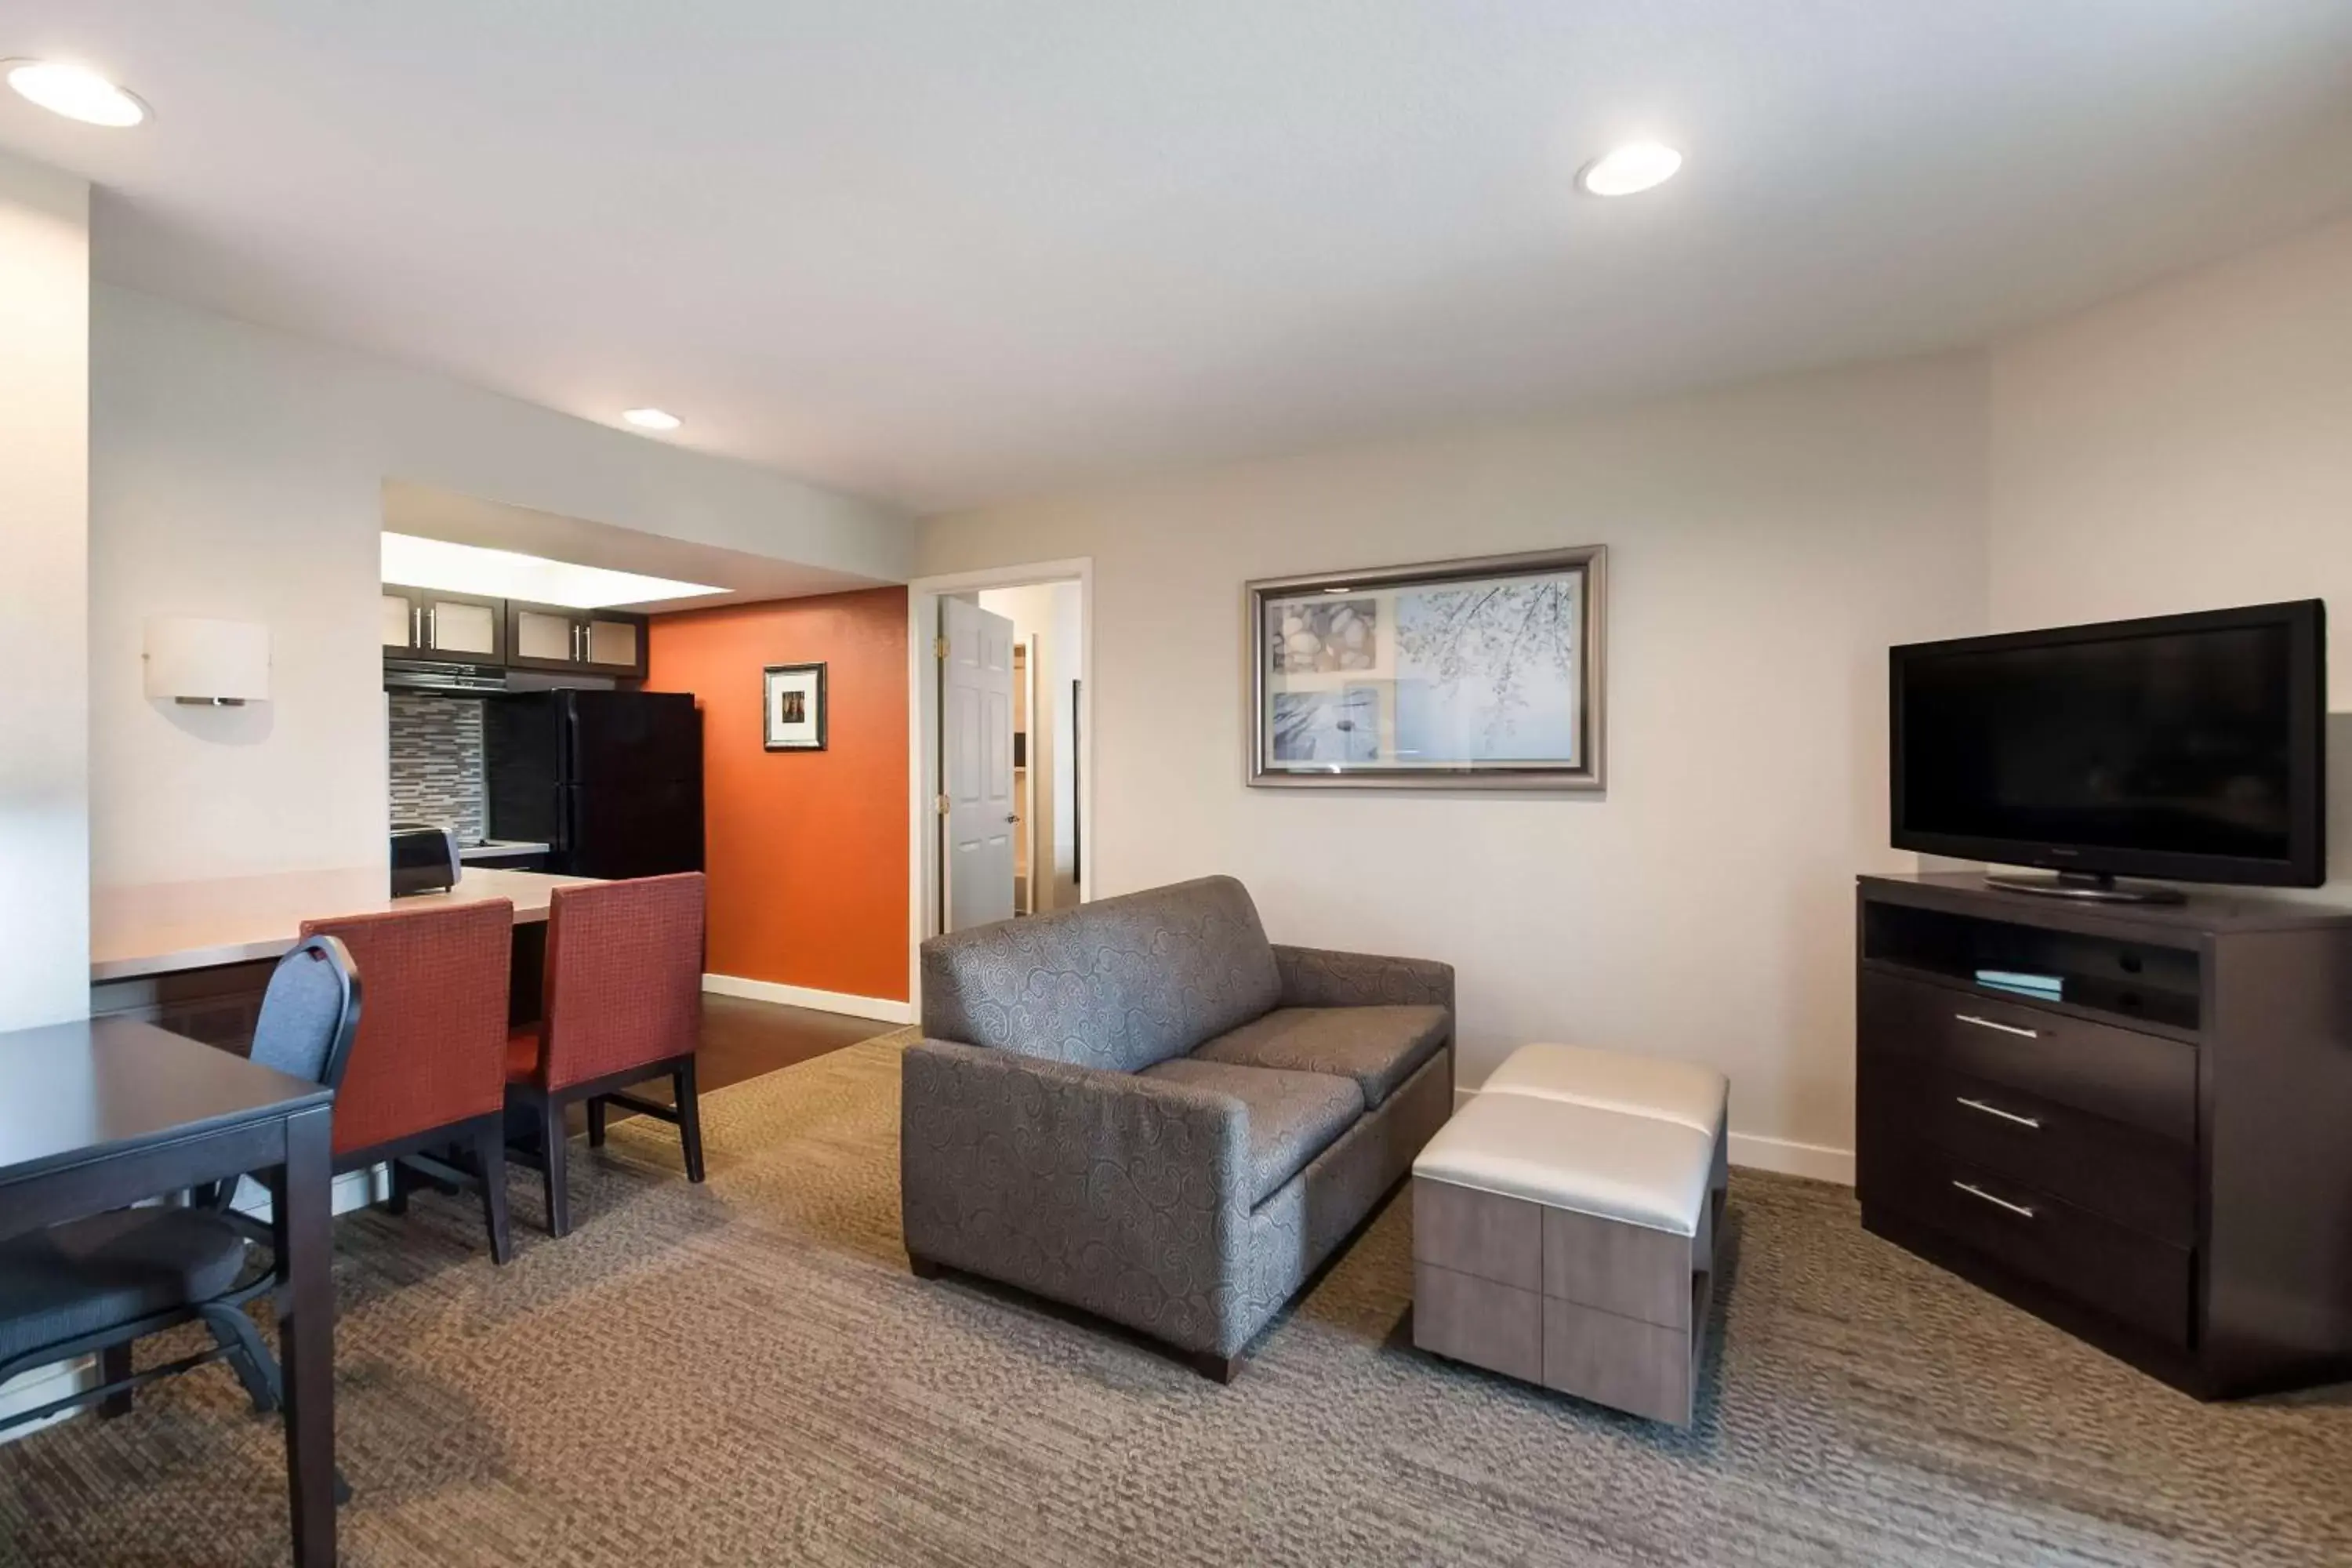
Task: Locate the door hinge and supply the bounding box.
[934,635,950,660]
[935,793,950,816]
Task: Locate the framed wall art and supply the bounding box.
[763,661,829,752]
[1245,546,1605,789]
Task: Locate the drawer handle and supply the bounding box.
[1955,1012,2040,1040]
[1952,1180,2037,1220]
[1955,1096,2042,1131]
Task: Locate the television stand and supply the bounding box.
[1980,869,2185,905]
[1857,871,2352,1398]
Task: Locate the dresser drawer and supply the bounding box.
[1859,969,2198,1145]
[1875,1148,2193,1349]
[1865,1057,2197,1246]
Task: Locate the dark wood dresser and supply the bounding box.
[1856,872,2352,1398]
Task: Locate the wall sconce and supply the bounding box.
[143,617,270,706]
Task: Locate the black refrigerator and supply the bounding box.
[485,690,703,879]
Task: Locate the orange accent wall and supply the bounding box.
[645,586,909,1001]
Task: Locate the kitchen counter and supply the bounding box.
[90,866,598,982]
[458,839,550,863]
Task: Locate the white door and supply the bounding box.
[942,597,1018,931]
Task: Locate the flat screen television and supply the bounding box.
[1891,601,2326,898]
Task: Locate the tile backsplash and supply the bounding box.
[388,692,485,843]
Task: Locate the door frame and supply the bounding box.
[905,558,1095,1014]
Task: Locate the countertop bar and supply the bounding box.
[458,840,551,862]
[90,866,598,982]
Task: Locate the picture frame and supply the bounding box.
[763,661,829,752]
[1245,545,1606,790]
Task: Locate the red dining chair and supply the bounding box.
[299,898,515,1263]
[505,873,706,1237]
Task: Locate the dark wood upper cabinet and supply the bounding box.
[383,583,506,666]
[503,600,648,680]
[382,585,648,680]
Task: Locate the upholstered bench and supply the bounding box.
[1410,1044,1729,1425]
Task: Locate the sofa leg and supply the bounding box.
[1189,1349,1240,1385]
[908,1253,943,1280]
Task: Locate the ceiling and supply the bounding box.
[381,481,883,612]
[7,2,2352,514]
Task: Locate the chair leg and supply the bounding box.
[675,1057,706,1184]
[586,1096,606,1148]
[201,1303,282,1415]
[477,1123,513,1265]
[383,1159,410,1216]
[96,1342,133,1419]
[539,1098,572,1238]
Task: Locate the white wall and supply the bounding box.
[922,353,1991,1176]
[1987,212,2352,889]
[0,151,90,1030]
[89,285,914,887]
[976,580,1083,909]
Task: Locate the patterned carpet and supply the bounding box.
[5,1029,2350,1567]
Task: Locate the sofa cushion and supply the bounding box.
[920,875,1283,1075]
[1140,1058,1365,1207]
[1191,1005,1449,1110]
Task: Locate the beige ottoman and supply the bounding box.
[1411,1044,1729,1425]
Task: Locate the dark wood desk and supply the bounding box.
[0,1017,338,1566]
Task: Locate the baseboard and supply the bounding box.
[702,973,914,1025]
[1449,1085,1854,1186]
[1724,1132,1854,1185]
[227,1166,389,1224]
[0,1357,92,1445]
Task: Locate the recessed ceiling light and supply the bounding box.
[1578,142,1682,198]
[381,534,722,610]
[4,60,147,128]
[622,408,681,432]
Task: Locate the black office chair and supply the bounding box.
[0,935,361,1436]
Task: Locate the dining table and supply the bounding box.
[0,1015,338,1567]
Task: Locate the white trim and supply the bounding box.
[906,557,1096,1014]
[1014,630,1040,913]
[1724,1132,1854,1185]
[0,1357,93,1444]
[1448,1086,1853,1185]
[227,1167,390,1223]
[702,972,914,1025]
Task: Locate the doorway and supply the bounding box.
[905,561,1094,1002]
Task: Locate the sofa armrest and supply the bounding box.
[900,1040,1254,1348]
[1271,944,1455,1016]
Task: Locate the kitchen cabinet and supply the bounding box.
[503,600,648,680]
[383,584,507,665]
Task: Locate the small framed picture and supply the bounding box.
[763,662,828,751]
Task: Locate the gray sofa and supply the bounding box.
[901,875,1454,1380]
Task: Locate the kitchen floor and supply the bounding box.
[584,993,895,1131]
